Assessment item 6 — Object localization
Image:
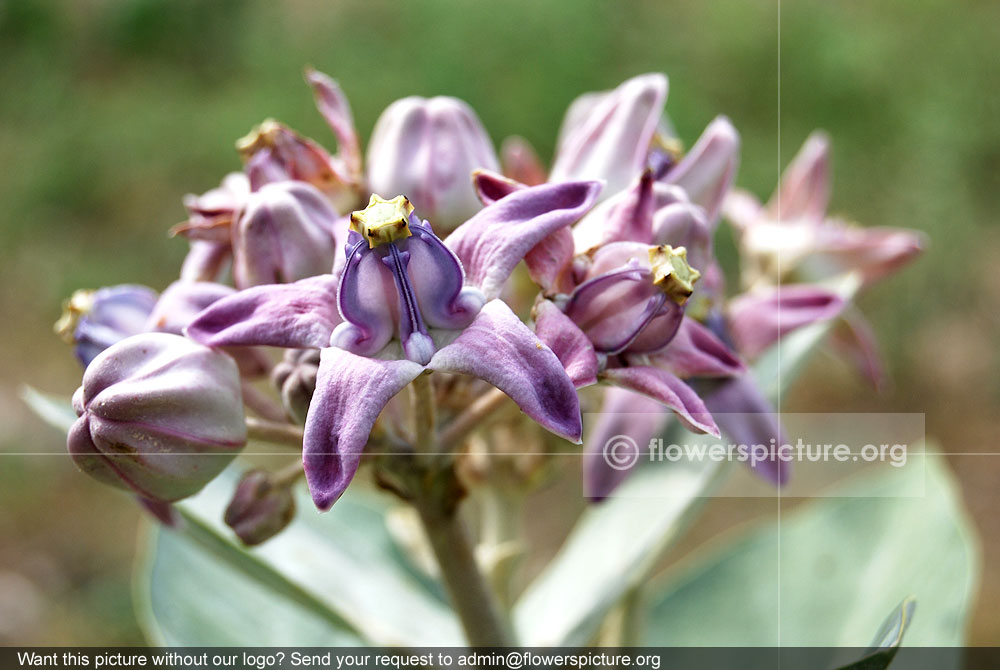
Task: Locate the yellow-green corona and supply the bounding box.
[54,289,96,344]
[350,194,415,248]
[235,118,285,158]
[648,245,701,305]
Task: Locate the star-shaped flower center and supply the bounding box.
[350,194,415,248]
[649,245,701,305]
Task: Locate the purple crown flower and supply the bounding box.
[186,181,600,509]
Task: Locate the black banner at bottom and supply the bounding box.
[1,647,996,670]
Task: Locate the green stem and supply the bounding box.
[413,494,516,647]
[245,417,304,448]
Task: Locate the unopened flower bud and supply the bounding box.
[224,469,296,546]
[55,285,158,367]
[67,333,247,502]
[366,96,500,233]
[233,181,340,288]
[271,348,321,424]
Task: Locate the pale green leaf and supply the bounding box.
[642,454,978,651]
[20,385,76,434]
[138,470,464,646]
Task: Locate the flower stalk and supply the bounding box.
[245,417,305,448]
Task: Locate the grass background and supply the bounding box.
[1,0,997,644]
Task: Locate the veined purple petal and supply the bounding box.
[185,275,341,349]
[651,317,746,378]
[583,387,670,501]
[728,284,845,359]
[533,299,599,388]
[331,240,397,357]
[405,221,486,331]
[662,116,740,227]
[601,366,719,437]
[429,299,582,442]
[304,348,424,510]
[550,74,667,198]
[703,374,789,485]
[445,180,601,299]
[769,131,830,222]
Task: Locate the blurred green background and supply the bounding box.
[1,0,997,645]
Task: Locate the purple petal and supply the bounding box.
[550,73,667,198]
[445,180,601,299]
[304,348,424,510]
[473,169,527,206]
[533,300,599,388]
[770,131,830,222]
[405,223,486,331]
[305,68,362,178]
[429,299,582,442]
[600,170,656,244]
[601,366,719,437]
[331,241,397,357]
[812,223,925,286]
[185,275,341,349]
[728,284,845,359]
[583,387,670,501]
[662,116,740,226]
[703,374,789,485]
[651,317,745,378]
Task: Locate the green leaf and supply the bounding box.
[513,436,727,646]
[20,385,76,433]
[137,470,465,646]
[137,522,364,646]
[833,597,916,670]
[641,453,978,649]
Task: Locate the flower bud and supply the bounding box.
[366,96,500,233]
[67,333,247,502]
[224,469,296,546]
[271,348,320,424]
[232,181,340,288]
[55,285,158,367]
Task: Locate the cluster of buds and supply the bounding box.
[53,68,922,544]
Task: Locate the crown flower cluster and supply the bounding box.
[52,68,922,539]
